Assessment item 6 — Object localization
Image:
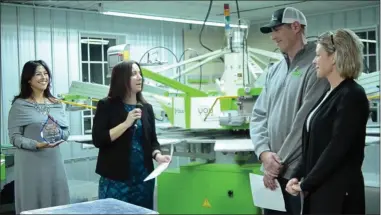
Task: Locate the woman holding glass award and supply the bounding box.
[92,60,171,210]
[8,60,70,214]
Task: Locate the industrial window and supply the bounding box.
[80,36,116,135]
[355,29,378,73]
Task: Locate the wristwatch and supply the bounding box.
[153,151,161,160]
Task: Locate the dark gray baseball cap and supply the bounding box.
[260,7,307,34]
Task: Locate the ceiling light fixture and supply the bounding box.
[80,39,110,45]
[101,11,248,29]
[360,39,377,44]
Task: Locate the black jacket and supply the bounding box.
[92,97,161,181]
[292,78,369,214]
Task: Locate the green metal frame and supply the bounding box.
[59,94,90,101]
[142,68,207,97]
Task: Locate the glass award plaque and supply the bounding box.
[40,116,62,144]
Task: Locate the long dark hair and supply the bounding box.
[108,60,147,104]
[12,60,55,104]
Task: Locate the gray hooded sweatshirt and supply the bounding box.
[250,42,329,179]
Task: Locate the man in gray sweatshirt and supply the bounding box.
[250,7,329,215]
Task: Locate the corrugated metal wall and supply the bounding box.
[306,5,380,36]
[307,5,380,72]
[0,4,185,140]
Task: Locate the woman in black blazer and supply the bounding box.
[285,28,370,214]
[92,60,171,210]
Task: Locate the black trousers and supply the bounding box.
[263,177,301,215]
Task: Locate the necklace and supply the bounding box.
[32,97,50,115]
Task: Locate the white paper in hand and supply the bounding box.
[249,173,286,212]
[144,144,174,182]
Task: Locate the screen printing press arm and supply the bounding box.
[67,130,379,163]
[67,129,380,148]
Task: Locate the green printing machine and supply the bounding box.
[157,163,263,214]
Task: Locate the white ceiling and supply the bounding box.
[2,1,380,24]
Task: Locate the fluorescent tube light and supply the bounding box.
[81,39,109,45]
[360,39,377,44]
[101,11,248,29]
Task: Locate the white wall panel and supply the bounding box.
[18,7,36,65]
[361,6,378,27]
[305,6,380,36]
[66,11,82,141]
[1,6,19,147]
[332,12,346,30]
[51,10,69,96]
[35,8,53,67]
[66,11,81,83]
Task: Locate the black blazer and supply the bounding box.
[292,78,369,214]
[92,97,161,181]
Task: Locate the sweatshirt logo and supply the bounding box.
[291,69,302,77]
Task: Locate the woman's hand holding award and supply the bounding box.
[40,115,64,147]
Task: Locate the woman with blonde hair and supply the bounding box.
[286,28,369,214]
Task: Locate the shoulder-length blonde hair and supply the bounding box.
[317,28,364,79]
